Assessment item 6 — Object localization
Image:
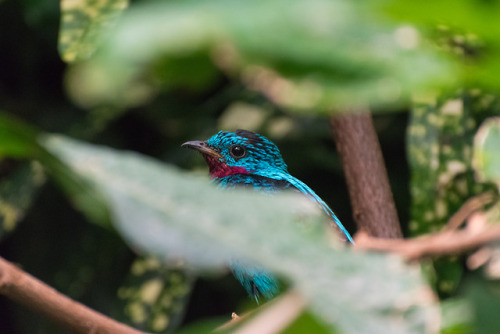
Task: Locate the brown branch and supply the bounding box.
[442,191,496,231]
[0,256,144,334]
[355,213,500,261]
[331,111,402,238]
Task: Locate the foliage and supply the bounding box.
[408,93,499,236]
[379,0,500,91]
[59,0,129,63]
[0,162,44,240]
[116,256,193,332]
[64,0,454,111]
[407,92,499,295]
[474,117,500,189]
[1,0,500,333]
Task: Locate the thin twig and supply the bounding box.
[0,256,143,334]
[442,191,496,231]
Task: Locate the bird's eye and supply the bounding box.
[230,145,246,158]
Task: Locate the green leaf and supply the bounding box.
[176,318,228,334]
[440,298,473,334]
[407,92,499,294]
[59,0,129,63]
[378,0,500,91]
[0,163,45,239]
[66,0,453,110]
[0,113,111,226]
[44,135,437,334]
[408,92,498,235]
[283,311,331,334]
[464,277,500,334]
[0,112,42,159]
[473,117,500,189]
[117,256,193,333]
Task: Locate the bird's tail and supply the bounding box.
[230,261,279,302]
[281,174,354,244]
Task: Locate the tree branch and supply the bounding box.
[355,213,500,261]
[442,191,496,231]
[0,256,143,334]
[331,111,402,238]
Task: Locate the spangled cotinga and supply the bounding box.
[183,129,353,301]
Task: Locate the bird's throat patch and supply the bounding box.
[203,155,249,179]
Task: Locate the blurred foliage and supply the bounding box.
[473,117,500,188]
[407,92,499,295]
[0,113,111,226]
[116,256,193,333]
[408,92,499,236]
[63,0,454,111]
[283,312,332,334]
[379,0,500,91]
[1,0,500,333]
[0,162,45,240]
[463,276,500,334]
[59,0,129,62]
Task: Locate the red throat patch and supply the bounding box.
[203,155,249,178]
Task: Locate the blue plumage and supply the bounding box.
[182,129,353,301]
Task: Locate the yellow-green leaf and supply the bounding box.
[59,0,128,63]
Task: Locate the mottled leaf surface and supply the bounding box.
[408,92,499,235]
[117,256,193,333]
[59,0,128,62]
[407,92,499,294]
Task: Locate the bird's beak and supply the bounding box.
[181,140,223,159]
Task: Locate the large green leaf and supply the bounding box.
[44,135,437,334]
[66,0,453,111]
[59,0,129,62]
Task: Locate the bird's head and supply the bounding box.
[182,129,288,179]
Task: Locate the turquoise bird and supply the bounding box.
[182,129,353,301]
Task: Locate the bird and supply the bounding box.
[182,129,353,301]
